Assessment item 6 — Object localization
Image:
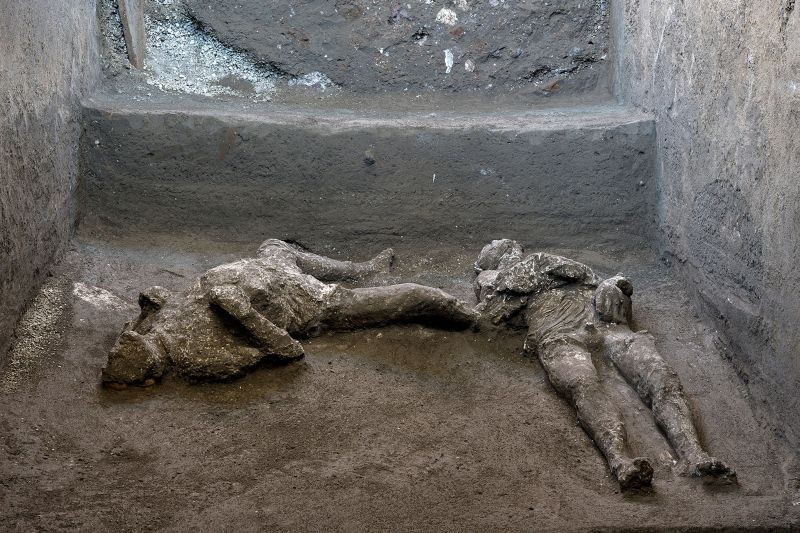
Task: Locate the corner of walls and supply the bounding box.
[0,0,102,356]
[611,0,800,453]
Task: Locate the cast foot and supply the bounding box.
[614,457,654,491]
[369,248,395,275]
[690,456,736,481]
[450,299,481,330]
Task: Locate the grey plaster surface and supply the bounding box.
[79,94,656,253]
[0,0,100,355]
[613,0,800,453]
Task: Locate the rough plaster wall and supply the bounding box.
[614,0,800,444]
[80,103,655,251]
[0,1,100,355]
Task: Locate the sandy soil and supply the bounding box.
[1,236,798,531]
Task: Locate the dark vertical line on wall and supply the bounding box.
[609,0,627,102]
[782,0,796,41]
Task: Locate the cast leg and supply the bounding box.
[266,239,394,281]
[295,248,394,281]
[321,284,478,331]
[537,339,653,490]
[602,328,734,479]
[208,284,304,361]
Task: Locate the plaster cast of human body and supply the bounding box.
[103,239,477,385]
[474,239,735,490]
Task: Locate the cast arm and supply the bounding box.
[208,284,304,360]
[543,256,603,288]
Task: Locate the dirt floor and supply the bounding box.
[1,235,798,531]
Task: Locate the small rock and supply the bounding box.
[435,8,458,26]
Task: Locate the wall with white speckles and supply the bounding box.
[614,0,800,444]
[0,1,100,355]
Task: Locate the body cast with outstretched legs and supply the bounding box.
[474,239,734,489]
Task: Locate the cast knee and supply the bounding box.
[541,345,599,397]
[647,360,684,403]
[400,284,452,307]
[405,283,445,296]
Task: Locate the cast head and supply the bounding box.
[102,286,172,386]
[475,239,525,272]
[102,329,166,385]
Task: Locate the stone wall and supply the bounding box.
[613,0,800,443]
[0,1,100,354]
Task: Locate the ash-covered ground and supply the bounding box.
[1,235,797,531]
